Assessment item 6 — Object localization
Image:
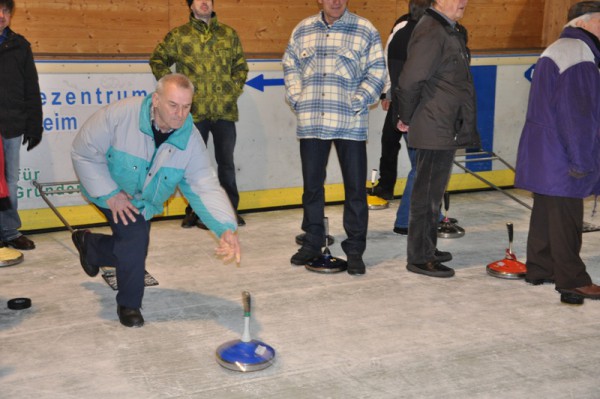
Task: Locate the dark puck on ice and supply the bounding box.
[560,293,584,305]
[7,297,32,310]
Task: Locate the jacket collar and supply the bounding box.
[189,12,217,31]
[0,27,14,44]
[317,8,353,28]
[427,7,455,27]
[562,26,600,62]
[425,8,467,40]
[139,94,194,150]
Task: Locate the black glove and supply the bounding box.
[22,135,41,151]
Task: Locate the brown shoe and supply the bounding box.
[5,235,35,250]
[560,284,600,300]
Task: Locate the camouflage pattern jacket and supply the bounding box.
[150,13,248,123]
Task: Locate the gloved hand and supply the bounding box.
[22,135,41,151]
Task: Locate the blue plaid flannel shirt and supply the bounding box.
[283,10,386,141]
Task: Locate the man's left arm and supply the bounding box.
[149,31,177,81]
[22,46,43,151]
[230,33,249,97]
[556,61,600,178]
[351,28,387,113]
[178,133,238,237]
[179,135,240,262]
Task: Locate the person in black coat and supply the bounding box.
[373,0,431,237]
[0,0,43,250]
[396,0,480,278]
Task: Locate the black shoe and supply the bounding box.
[372,185,394,200]
[438,217,458,224]
[237,215,246,226]
[406,261,455,278]
[525,277,555,286]
[434,249,452,263]
[347,255,366,276]
[72,229,99,277]
[290,246,321,266]
[560,293,584,305]
[393,227,408,235]
[295,233,335,246]
[4,235,35,250]
[117,305,144,328]
[181,209,199,228]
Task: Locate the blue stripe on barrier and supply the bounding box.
[470,65,497,172]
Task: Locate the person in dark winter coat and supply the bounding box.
[372,0,432,205]
[0,0,42,251]
[515,1,600,303]
[395,0,480,278]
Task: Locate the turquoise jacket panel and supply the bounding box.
[72,94,237,237]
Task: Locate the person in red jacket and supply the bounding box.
[0,0,42,251]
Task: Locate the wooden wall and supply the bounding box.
[10,0,574,58]
[542,0,581,46]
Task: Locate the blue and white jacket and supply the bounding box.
[71,94,237,237]
[282,9,386,141]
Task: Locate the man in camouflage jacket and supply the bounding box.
[150,0,248,228]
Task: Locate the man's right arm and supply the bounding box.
[282,29,303,109]
[395,24,442,125]
[149,32,177,80]
[71,105,121,201]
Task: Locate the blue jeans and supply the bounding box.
[0,136,23,241]
[84,206,152,309]
[195,120,239,210]
[407,149,455,264]
[394,134,416,229]
[299,138,368,256]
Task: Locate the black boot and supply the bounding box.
[117,305,144,328]
[347,255,366,276]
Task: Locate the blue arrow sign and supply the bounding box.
[245,74,285,92]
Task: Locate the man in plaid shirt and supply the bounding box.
[283,0,386,275]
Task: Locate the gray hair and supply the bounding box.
[156,73,195,95]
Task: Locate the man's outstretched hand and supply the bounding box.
[216,229,241,264]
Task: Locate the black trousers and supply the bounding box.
[376,106,402,192]
[299,138,368,256]
[406,149,455,264]
[85,206,152,309]
[526,193,592,289]
[196,119,239,210]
